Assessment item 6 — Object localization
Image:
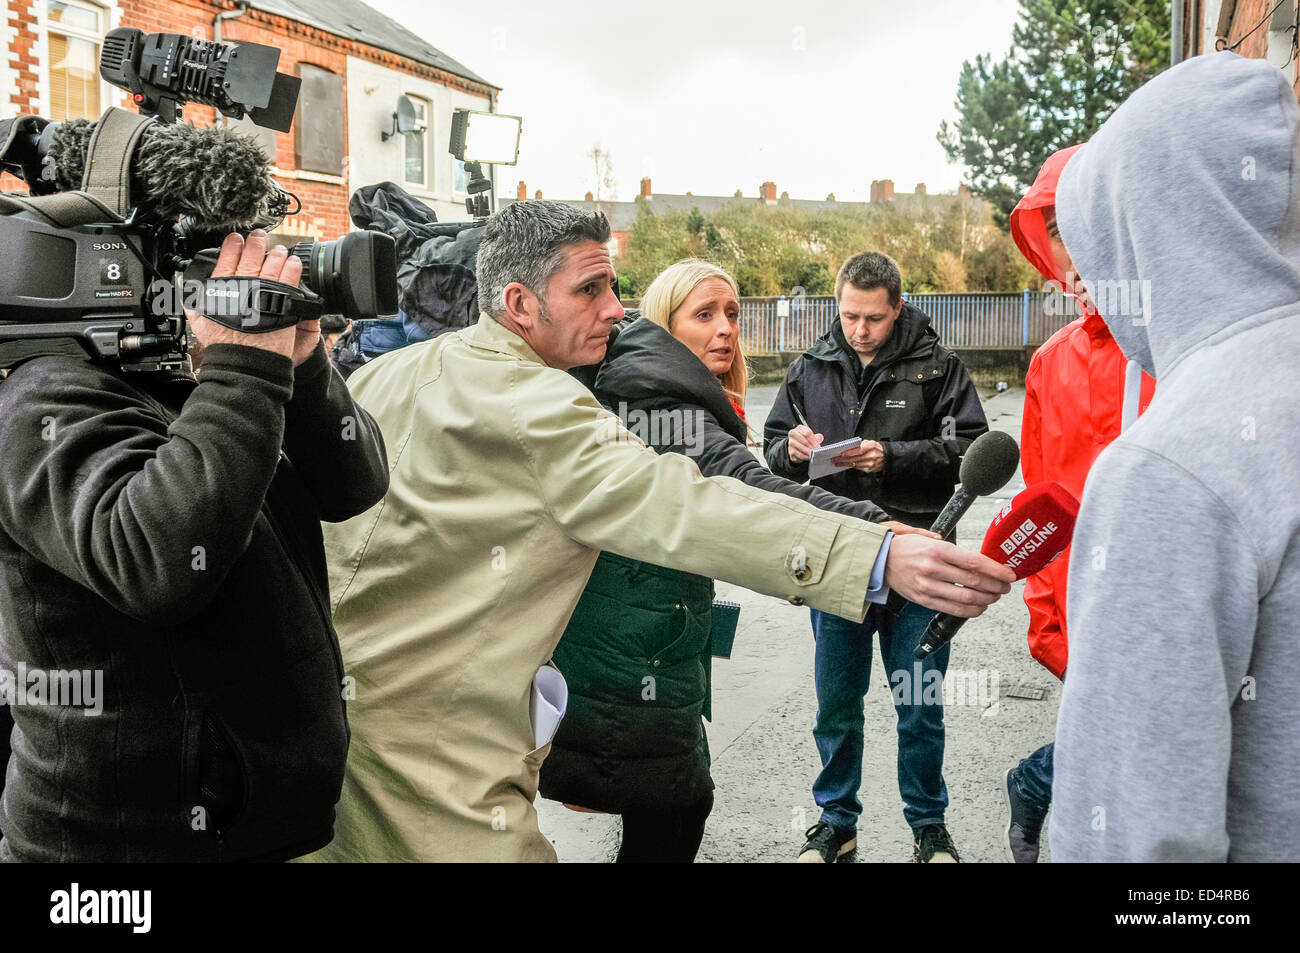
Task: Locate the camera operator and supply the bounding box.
[0,229,388,862]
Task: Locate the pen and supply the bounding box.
[792,402,810,430]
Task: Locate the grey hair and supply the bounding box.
[835,251,902,306]
[476,200,612,318]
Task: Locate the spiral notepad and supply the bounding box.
[711,601,741,659]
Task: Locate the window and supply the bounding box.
[294,64,344,176]
[48,0,104,121]
[403,95,430,190]
[229,114,279,164]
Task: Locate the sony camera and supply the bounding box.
[0,27,397,372]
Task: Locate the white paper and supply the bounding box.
[808,437,864,479]
[529,664,569,750]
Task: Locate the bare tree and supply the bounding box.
[587,143,617,204]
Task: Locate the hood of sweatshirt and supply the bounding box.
[1011,144,1086,289]
[1057,52,1300,380]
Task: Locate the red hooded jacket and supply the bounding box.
[1010,146,1155,680]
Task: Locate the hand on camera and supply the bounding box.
[883,534,1014,618]
[187,229,313,366]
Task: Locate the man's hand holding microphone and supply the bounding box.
[884,535,1014,618]
[791,422,1021,619]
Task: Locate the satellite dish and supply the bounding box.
[395,94,419,134]
[382,94,424,141]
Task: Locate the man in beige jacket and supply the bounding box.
[309,201,1013,862]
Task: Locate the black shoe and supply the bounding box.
[1002,767,1048,863]
[912,823,960,863]
[797,821,857,863]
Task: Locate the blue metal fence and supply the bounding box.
[729,291,1070,355]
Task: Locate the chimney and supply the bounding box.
[517,181,527,201]
[870,180,880,202]
[914,182,926,196]
[534,189,543,200]
[880,179,895,201]
[584,191,594,202]
[760,181,777,202]
[640,176,652,199]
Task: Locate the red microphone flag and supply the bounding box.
[980,482,1080,580]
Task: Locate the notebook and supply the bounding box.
[808,436,864,479]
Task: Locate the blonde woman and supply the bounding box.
[540,259,929,862]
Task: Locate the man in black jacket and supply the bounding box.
[0,230,388,862]
[765,252,988,864]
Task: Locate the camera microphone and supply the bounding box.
[914,481,1079,661]
[929,430,1022,538]
[45,117,284,233]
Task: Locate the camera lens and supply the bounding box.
[290,232,397,321]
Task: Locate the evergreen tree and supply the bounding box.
[938,0,1170,226]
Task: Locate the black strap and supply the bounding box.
[0,107,153,227]
[198,276,324,333]
[81,107,155,218]
[0,189,119,228]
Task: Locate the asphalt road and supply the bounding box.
[536,384,1060,862]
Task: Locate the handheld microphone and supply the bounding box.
[913,481,1079,660]
[928,430,1021,537]
[44,116,285,232]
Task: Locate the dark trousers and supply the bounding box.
[1013,743,1054,812]
[810,601,950,831]
[617,792,714,863]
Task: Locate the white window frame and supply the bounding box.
[39,0,124,120]
[452,157,471,202]
[401,93,432,192]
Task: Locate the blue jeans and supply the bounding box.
[401,310,433,345]
[358,315,414,357]
[1012,742,1053,813]
[810,601,950,832]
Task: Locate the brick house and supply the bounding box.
[2,0,498,239]
[1189,1,1300,102]
[505,176,992,260]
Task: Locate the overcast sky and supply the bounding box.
[364,0,1023,202]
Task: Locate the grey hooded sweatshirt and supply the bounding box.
[1051,52,1300,862]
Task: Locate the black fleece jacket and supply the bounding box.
[587,315,889,524]
[764,304,987,527]
[0,341,387,862]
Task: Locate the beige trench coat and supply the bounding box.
[307,314,889,862]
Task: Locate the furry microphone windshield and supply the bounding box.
[47,118,282,232]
